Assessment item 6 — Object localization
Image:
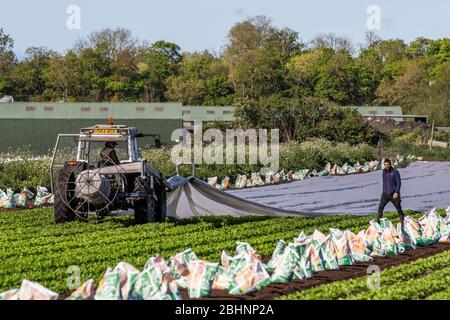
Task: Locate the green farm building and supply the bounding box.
[0,102,406,154]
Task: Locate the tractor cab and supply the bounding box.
[77,124,140,164]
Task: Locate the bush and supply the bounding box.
[0,154,51,193]
[143,138,375,181]
[234,95,382,145]
[387,128,449,147]
[0,139,376,190]
[279,139,375,171]
[389,144,450,162]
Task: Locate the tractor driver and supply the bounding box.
[99,142,121,167]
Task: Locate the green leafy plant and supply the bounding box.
[0,207,430,294]
[278,249,450,300]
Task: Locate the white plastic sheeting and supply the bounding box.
[229,161,450,215]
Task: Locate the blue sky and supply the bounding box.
[2,0,449,58]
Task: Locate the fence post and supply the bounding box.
[377,138,382,159]
[429,120,435,150]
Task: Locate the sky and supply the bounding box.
[1,0,449,58]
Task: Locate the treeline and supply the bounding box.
[0,16,449,125]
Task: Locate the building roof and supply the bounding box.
[0,102,405,122]
[181,105,235,122]
[0,102,182,119]
[346,105,402,118]
[342,106,403,121]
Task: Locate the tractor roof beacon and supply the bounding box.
[50,124,168,224]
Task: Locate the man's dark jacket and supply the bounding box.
[382,167,401,195]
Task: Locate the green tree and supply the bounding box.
[73,27,138,101]
[137,41,181,102]
[234,95,378,144]
[375,60,428,111]
[0,28,16,96]
[9,47,58,101]
[106,48,141,101]
[73,47,112,101]
[310,33,355,54]
[79,27,138,60]
[411,60,450,126]
[406,37,432,58]
[287,46,380,105]
[165,51,233,105]
[165,76,206,105]
[223,16,302,98]
[42,51,78,101]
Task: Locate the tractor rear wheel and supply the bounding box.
[154,184,166,222]
[54,167,76,224]
[133,176,168,223]
[133,196,157,224]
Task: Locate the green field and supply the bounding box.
[278,249,450,300]
[0,207,446,297]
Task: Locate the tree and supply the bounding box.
[9,47,58,101]
[375,39,407,63]
[406,37,432,58]
[352,47,383,104]
[165,76,206,105]
[310,33,355,54]
[223,16,302,98]
[285,48,330,98]
[364,31,381,48]
[410,60,450,126]
[151,40,182,63]
[42,51,78,101]
[74,47,112,101]
[165,50,233,105]
[105,48,141,101]
[0,28,16,96]
[0,28,15,68]
[234,95,378,144]
[375,60,428,111]
[425,61,450,125]
[287,47,380,105]
[77,27,138,60]
[137,41,181,101]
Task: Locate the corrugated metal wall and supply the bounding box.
[0,102,404,154]
[0,102,184,154]
[0,118,181,154]
[0,102,182,119]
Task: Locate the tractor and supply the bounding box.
[50,124,168,224]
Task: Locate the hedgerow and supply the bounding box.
[0,139,375,191]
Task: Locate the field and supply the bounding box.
[1,207,449,299]
[279,248,450,300]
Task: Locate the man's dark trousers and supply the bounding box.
[376,193,405,225]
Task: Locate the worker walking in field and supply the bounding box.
[376,158,405,227]
[99,142,121,167]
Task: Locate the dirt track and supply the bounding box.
[180,242,450,300]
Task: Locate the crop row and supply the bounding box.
[349,267,450,299]
[0,215,375,258]
[278,249,450,300]
[0,207,437,293]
